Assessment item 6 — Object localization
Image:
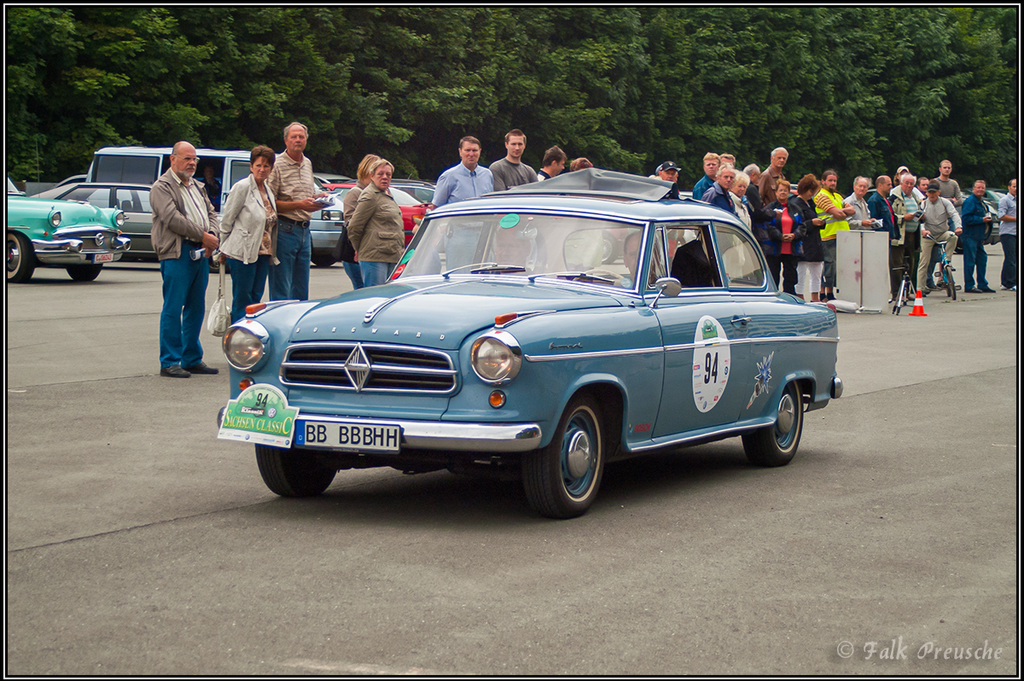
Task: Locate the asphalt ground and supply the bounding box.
[5,245,1019,675]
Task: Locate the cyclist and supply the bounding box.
[918,182,961,294]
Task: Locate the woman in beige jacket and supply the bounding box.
[346,158,405,287]
[219,146,278,322]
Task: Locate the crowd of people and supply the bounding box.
[152,123,1017,378]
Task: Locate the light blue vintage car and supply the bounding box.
[218,169,842,518]
[7,177,130,282]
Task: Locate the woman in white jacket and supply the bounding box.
[219,146,278,323]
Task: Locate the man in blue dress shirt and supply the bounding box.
[434,136,494,268]
[433,136,493,208]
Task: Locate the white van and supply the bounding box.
[86,146,343,266]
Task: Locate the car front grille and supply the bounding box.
[280,342,457,393]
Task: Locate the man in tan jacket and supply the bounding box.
[151,141,220,378]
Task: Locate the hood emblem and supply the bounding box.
[343,344,372,391]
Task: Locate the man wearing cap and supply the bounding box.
[652,161,680,183]
[692,153,721,201]
[918,181,962,293]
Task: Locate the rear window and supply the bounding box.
[93,155,161,184]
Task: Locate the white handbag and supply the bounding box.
[207,256,230,337]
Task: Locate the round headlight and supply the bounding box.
[114,211,126,228]
[471,333,522,383]
[50,211,62,228]
[223,325,266,370]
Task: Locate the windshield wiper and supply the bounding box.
[534,271,617,284]
[442,262,527,277]
[442,262,496,278]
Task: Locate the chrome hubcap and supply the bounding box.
[565,430,592,478]
[777,393,795,434]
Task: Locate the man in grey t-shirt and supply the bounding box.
[490,129,537,191]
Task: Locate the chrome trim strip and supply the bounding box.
[526,335,836,362]
[525,346,663,362]
[626,420,769,453]
[363,281,459,324]
[295,414,542,453]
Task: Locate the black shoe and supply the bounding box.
[183,362,219,375]
[964,287,981,293]
[160,366,191,378]
[978,287,996,293]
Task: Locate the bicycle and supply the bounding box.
[891,251,917,315]
[926,235,958,301]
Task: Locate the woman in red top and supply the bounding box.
[765,181,807,295]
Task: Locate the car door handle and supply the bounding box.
[731,316,751,327]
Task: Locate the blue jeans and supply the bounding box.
[1000,234,1017,289]
[961,227,988,289]
[229,254,271,323]
[269,222,310,300]
[360,261,393,287]
[160,247,209,369]
[343,260,364,290]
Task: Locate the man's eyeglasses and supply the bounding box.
[176,155,200,163]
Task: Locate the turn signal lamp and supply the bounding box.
[489,390,507,409]
[494,312,517,325]
[246,303,266,315]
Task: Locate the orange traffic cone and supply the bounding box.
[908,290,928,317]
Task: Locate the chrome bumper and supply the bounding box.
[32,235,131,265]
[217,408,542,453]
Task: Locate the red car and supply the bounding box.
[327,183,430,244]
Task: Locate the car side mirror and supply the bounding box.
[651,277,682,308]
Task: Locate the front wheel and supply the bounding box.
[523,396,605,519]
[255,444,336,497]
[7,232,36,283]
[742,383,803,467]
[66,264,103,282]
[943,264,957,300]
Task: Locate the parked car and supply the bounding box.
[314,173,354,186]
[32,182,156,258]
[216,169,842,518]
[328,183,428,245]
[391,179,436,205]
[7,177,130,282]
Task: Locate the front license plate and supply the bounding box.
[93,252,114,263]
[296,420,401,453]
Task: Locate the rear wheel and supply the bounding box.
[66,264,103,282]
[7,232,36,283]
[742,383,803,467]
[943,264,957,300]
[255,444,336,497]
[523,395,605,519]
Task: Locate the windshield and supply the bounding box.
[395,212,645,289]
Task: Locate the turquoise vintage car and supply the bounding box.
[7,177,130,282]
[217,169,842,518]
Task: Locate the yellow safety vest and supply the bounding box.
[815,189,850,241]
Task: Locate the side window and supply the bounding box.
[647,228,668,289]
[716,224,766,289]
[227,160,251,191]
[113,188,150,213]
[664,222,722,288]
[93,155,160,184]
[65,187,111,208]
